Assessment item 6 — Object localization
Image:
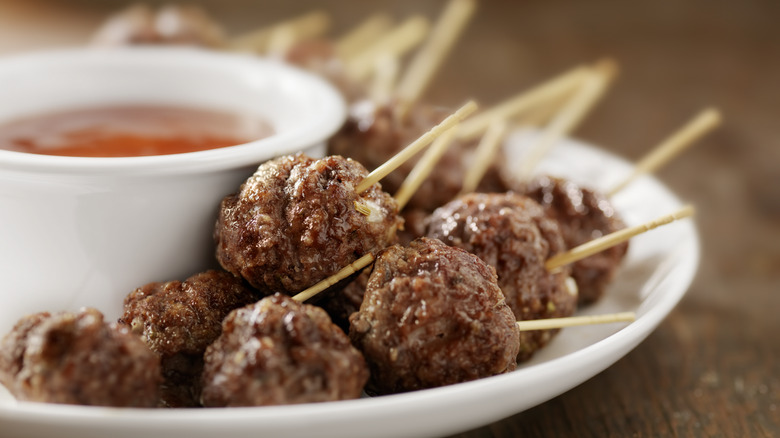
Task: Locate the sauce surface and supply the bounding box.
[0,105,272,157]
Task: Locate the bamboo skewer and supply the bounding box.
[459,119,509,195]
[356,100,478,194]
[395,0,477,120]
[545,205,695,271]
[394,127,460,210]
[335,13,394,61]
[455,65,591,142]
[346,16,430,82]
[516,312,636,332]
[229,11,330,53]
[608,108,722,197]
[292,254,376,303]
[516,59,619,182]
[369,54,401,105]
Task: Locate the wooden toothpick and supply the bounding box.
[292,253,376,303]
[355,100,478,194]
[516,312,636,331]
[394,126,459,210]
[395,0,477,120]
[455,65,591,141]
[516,59,619,182]
[230,11,330,53]
[336,13,394,61]
[545,205,695,271]
[608,108,722,197]
[346,16,430,81]
[459,119,509,195]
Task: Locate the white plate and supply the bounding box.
[0,131,699,438]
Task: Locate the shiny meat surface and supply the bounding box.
[119,269,258,407]
[200,293,368,406]
[215,153,402,295]
[523,176,629,305]
[350,237,520,394]
[425,193,577,361]
[0,308,160,407]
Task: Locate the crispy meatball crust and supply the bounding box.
[215,153,402,295]
[524,176,629,305]
[0,308,160,407]
[350,237,520,395]
[425,193,577,361]
[119,269,258,407]
[120,270,258,357]
[200,293,368,407]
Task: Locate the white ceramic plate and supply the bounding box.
[0,130,699,438]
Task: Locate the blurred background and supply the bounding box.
[0,0,777,436]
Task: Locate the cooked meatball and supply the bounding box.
[0,308,160,407]
[425,193,577,361]
[119,269,258,407]
[92,4,225,48]
[215,153,402,295]
[328,100,510,212]
[350,237,520,395]
[200,293,368,407]
[523,176,629,305]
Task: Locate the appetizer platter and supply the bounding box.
[0,1,718,436]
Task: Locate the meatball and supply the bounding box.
[119,269,258,407]
[92,4,225,48]
[200,293,368,407]
[425,193,577,361]
[327,101,510,214]
[0,308,160,407]
[215,153,402,295]
[350,237,520,395]
[523,176,629,305]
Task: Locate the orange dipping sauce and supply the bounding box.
[0,105,273,157]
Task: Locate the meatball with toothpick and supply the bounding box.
[215,153,402,296]
[350,237,520,395]
[201,293,368,407]
[425,192,578,361]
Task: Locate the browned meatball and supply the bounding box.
[0,308,160,407]
[119,269,258,407]
[92,4,225,48]
[523,176,629,305]
[350,237,520,395]
[425,193,577,361]
[215,153,402,295]
[328,101,510,212]
[200,293,368,407]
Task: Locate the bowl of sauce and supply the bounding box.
[0,47,346,332]
[0,105,273,157]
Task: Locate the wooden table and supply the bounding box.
[1,0,777,436]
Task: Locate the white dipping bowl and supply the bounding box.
[0,47,346,333]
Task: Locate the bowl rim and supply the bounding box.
[0,47,346,176]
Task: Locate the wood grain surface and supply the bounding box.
[0,0,777,436]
